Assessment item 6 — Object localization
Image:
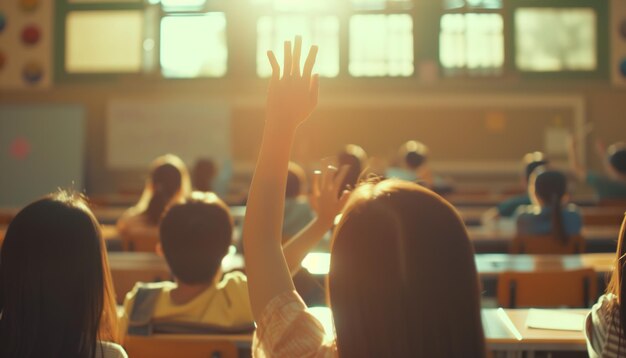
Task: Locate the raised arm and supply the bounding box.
[568,135,586,181]
[242,37,319,320]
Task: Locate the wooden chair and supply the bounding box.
[509,235,585,254]
[121,233,159,253]
[497,268,597,308]
[124,335,239,358]
[582,208,625,227]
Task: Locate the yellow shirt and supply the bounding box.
[120,272,253,339]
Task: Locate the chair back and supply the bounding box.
[509,235,585,254]
[497,268,597,308]
[124,335,239,358]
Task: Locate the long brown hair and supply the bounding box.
[606,214,626,348]
[532,169,569,244]
[0,191,119,358]
[133,154,191,225]
[328,180,486,357]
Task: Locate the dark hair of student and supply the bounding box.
[286,162,306,199]
[159,192,233,284]
[401,140,428,170]
[144,159,185,225]
[192,158,217,192]
[0,191,119,358]
[329,180,486,357]
[532,169,569,244]
[608,143,626,175]
[337,144,367,193]
[606,215,626,349]
[523,151,549,182]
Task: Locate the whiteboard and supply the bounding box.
[106,99,230,169]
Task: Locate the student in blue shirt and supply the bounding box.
[482,151,548,223]
[514,169,582,240]
[569,138,626,202]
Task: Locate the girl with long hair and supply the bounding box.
[0,191,125,358]
[242,37,486,358]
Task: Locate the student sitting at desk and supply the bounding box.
[243,37,486,358]
[514,169,582,239]
[121,189,338,339]
[120,192,253,338]
[117,154,191,252]
[570,137,626,201]
[483,151,548,223]
[0,191,126,358]
[586,215,626,357]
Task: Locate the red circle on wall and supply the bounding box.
[21,25,41,45]
[10,137,32,161]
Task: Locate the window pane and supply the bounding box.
[251,0,334,11]
[351,0,412,11]
[160,13,227,78]
[349,14,413,77]
[443,0,501,9]
[66,11,143,73]
[515,8,596,72]
[439,13,504,75]
[68,0,141,3]
[257,15,339,77]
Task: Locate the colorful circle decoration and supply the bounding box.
[620,59,626,78]
[22,62,43,84]
[620,20,626,40]
[0,12,6,33]
[22,25,41,45]
[19,0,39,12]
[0,52,5,70]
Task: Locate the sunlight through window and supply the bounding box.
[160,13,227,78]
[349,14,414,77]
[439,13,504,75]
[257,15,340,77]
[515,8,596,72]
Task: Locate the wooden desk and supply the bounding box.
[302,252,615,278]
[307,306,588,352]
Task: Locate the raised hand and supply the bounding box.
[266,36,319,131]
[309,165,350,229]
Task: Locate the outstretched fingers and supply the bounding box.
[267,51,280,82]
[303,45,318,82]
[292,36,302,77]
[283,41,292,80]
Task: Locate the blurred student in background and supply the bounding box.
[482,151,548,223]
[117,154,191,252]
[283,162,315,240]
[513,169,582,240]
[337,144,367,193]
[0,191,125,358]
[570,138,626,202]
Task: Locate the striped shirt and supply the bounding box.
[252,290,337,358]
[586,294,626,357]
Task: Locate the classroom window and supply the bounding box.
[439,13,504,75]
[251,0,334,11]
[65,10,144,73]
[256,15,340,78]
[515,8,597,72]
[349,14,414,77]
[160,13,228,78]
[160,0,207,11]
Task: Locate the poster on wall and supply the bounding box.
[0,0,53,89]
[106,99,231,170]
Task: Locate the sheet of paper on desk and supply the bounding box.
[526,309,585,331]
[481,309,519,339]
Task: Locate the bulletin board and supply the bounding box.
[106,99,231,169]
[0,0,53,89]
[0,105,84,207]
